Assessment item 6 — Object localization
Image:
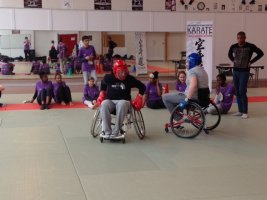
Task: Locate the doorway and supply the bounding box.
[58,34,78,57]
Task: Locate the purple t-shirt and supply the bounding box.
[53,82,67,101]
[35,81,53,96]
[146,82,163,102]
[39,63,50,74]
[31,61,40,74]
[78,45,96,72]
[219,84,235,112]
[24,40,31,50]
[57,42,67,59]
[176,82,187,92]
[83,85,99,102]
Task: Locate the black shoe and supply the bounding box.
[249,0,255,4]
[45,104,50,109]
[241,0,246,4]
[0,103,3,107]
[40,105,45,110]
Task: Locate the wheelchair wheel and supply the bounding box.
[170,102,205,138]
[91,109,102,138]
[133,109,146,140]
[203,100,221,131]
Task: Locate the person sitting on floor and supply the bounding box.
[176,71,187,93]
[30,58,41,74]
[39,59,50,74]
[207,73,235,114]
[28,72,53,110]
[143,71,166,109]
[1,58,15,75]
[83,77,99,109]
[0,84,5,107]
[53,73,73,106]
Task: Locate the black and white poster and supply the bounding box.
[24,0,42,8]
[94,0,111,10]
[132,0,143,11]
[165,0,176,11]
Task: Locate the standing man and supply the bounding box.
[228,31,264,119]
[57,38,67,74]
[24,37,31,61]
[107,36,117,59]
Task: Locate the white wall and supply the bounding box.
[1,1,267,79]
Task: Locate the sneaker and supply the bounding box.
[241,114,249,119]
[232,112,242,116]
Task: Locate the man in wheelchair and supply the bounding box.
[163,52,209,113]
[96,60,146,139]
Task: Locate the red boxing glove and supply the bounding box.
[131,94,143,111]
[97,91,106,106]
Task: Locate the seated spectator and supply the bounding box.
[1,58,15,75]
[176,71,187,92]
[30,58,41,74]
[144,71,166,109]
[83,77,99,109]
[207,73,235,114]
[0,84,5,107]
[53,73,73,106]
[28,72,53,110]
[39,59,50,74]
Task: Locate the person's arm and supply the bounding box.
[228,45,235,62]
[83,86,90,101]
[156,81,163,96]
[31,89,38,102]
[250,44,264,64]
[186,76,198,100]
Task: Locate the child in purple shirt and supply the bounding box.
[53,73,73,106]
[29,72,53,110]
[30,59,41,74]
[176,71,187,92]
[39,59,50,74]
[78,35,97,85]
[207,73,235,114]
[57,38,67,74]
[83,77,99,109]
[144,71,165,109]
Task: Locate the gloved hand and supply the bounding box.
[179,99,189,110]
[131,94,143,111]
[96,91,106,106]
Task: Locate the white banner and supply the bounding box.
[135,32,148,75]
[186,21,213,90]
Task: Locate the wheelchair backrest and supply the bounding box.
[198,88,210,108]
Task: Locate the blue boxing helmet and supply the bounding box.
[187,53,202,70]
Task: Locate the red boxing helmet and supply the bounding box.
[113,60,128,80]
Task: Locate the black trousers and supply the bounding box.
[24,50,30,61]
[37,89,52,105]
[147,99,166,109]
[55,86,72,104]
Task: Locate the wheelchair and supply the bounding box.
[164,88,221,139]
[90,105,145,143]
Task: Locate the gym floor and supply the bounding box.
[0,63,267,200]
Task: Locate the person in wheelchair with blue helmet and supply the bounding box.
[96,60,146,138]
[162,52,209,113]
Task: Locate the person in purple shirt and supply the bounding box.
[144,71,165,109]
[176,71,187,92]
[29,72,53,110]
[53,73,73,106]
[1,58,15,75]
[83,77,99,109]
[39,59,50,74]
[57,38,67,74]
[24,37,31,61]
[207,73,235,114]
[30,58,41,74]
[78,35,97,85]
